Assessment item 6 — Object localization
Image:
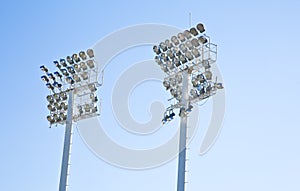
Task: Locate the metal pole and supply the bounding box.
[59,90,74,191]
[177,69,189,191]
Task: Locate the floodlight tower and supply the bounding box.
[153,23,223,191]
[40,49,101,191]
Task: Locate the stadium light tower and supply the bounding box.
[153,23,223,191]
[40,49,101,191]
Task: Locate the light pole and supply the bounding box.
[153,23,224,191]
[40,49,102,191]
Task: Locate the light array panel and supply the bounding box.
[153,23,223,123]
[40,49,100,126]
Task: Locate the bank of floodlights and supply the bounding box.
[40,49,101,126]
[153,23,223,123]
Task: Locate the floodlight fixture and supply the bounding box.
[53,82,62,89]
[162,107,176,124]
[72,54,80,63]
[153,45,161,55]
[165,39,173,49]
[185,40,193,50]
[191,38,200,47]
[66,56,74,64]
[59,92,67,100]
[60,59,67,67]
[81,72,88,80]
[54,61,61,68]
[198,36,208,44]
[191,48,200,57]
[84,103,91,112]
[66,76,75,84]
[54,102,62,110]
[48,73,56,81]
[46,83,54,91]
[54,71,63,79]
[90,93,98,102]
[61,68,69,76]
[73,64,81,72]
[179,44,187,53]
[59,112,67,121]
[186,104,193,112]
[196,23,205,33]
[40,65,49,73]
[171,36,180,45]
[67,66,75,74]
[60,102,68,110]
[40,48,102,191]
[53,113,60,121]
[183,30,192,39]
[78,105,83,115]
[41,75,49,82]
[46,95,54,103]
[80,62,88,71]
[204,70,212,80]
[73,74,81,82]
[91,105,98,113]
[88,83,97,92]
[87,49,94,58]
[86,60,95,69]
[216,82,224,89]
[153,23,224,191]
[47,115,55,124]
[53,93,61,102]
[177,32,185,42]
[79,51,87,60]
[47,104,56,112]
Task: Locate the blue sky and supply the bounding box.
[1,0,300,191]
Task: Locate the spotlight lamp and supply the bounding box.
[67,66,76,74]
[73,74,81,82]
[72,54,80,63]
[87,49,94,58]
[40,65,49,73]
[162,107,176,124]
[46,83,54,91]
[90,93,98,102]
[46,95,54,103]
[53,93,61,102]
[47,115,55,123]
[66,56,74,64]
[196,23,205,33]
[91,105,98,113]
[153,22,224,191]
[59,92,67,100]
[61,69,69,76]
[54,102,62,110]
[60,59,67,67]
[53,82,62,89]
[41,75,49,82]
[88,83,97,92]
[86,60,95,68]
[79,51,87,60]
[54,71,63,79]
[84,103,91,112]
[80,62,88,70]
[80,72,88,81]
[48,73,56,81]
[60,102,68,110]
[54,61,61,68]
[73,64,81,72]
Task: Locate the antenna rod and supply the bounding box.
[189,12,192,27]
